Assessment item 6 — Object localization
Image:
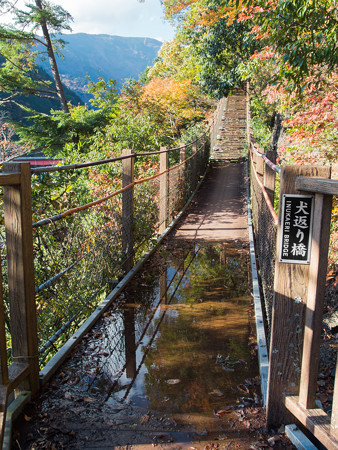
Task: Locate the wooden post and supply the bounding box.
[251,145,258,169]
[159,148,168,234]
[192,140,198,190]
[0,261,9,450]
[2,162,39,395]
[0,265,8,387]
[299,191,332,408]
[122,150,134,273]
[264,150,277,205]
[256,147,264,179]
[179,143,186,207]
[266,165,331,427]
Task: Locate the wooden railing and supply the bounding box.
[284,177,338,448]
[246,86,338,447]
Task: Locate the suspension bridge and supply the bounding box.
[0,90,337,449]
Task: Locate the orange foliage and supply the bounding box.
[164,0,240,28]
[140,77,203,131]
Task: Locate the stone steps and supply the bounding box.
[211,92,247,161]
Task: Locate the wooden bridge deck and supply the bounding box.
[11,92,256,450]
[172,91,248,242]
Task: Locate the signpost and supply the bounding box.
[279,194,314,264]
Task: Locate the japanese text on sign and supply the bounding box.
[279,194,314,264]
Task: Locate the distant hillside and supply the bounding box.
[0,64,83,123]
[37,33,162,102]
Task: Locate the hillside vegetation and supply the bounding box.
[0,0,336,261]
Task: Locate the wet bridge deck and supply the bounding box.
[11,93,284,450]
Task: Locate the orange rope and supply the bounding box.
[33,142,206,227]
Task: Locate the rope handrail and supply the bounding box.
[31,153,134,175]
[250,141,281,174]
[32,141,206,299]
[30,126,210,175]
[32,143,205,228]
[249,145,278,227]
[32,182,134,228]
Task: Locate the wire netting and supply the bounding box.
[249,156,278,340]
[31,165,127,362]
[26,137,210,365]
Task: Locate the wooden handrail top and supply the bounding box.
[0,172,21,186]
[296,176,338,195]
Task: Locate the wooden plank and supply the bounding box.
[2,391,31,450]
[3,163,39,395]
[159,148,168,234]
[8,362,30,390]
[296,177,338,195]
[285,424,317,449]
[285,395,338,449]
[0,385,8,450]
[0,173,20,186]
[267,165,331,427]
[299,193,332,408]
[256,148,264,179]
[122,150,135,273]
[331,358,338,439]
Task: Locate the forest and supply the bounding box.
[0,0,337,360]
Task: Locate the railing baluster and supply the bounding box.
[122,149,135,273]
[2,162,39,395]
[159,148,168,234]
[299,192,332,408]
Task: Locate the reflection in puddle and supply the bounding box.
[83,241,259,421]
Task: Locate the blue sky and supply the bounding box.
[2,0,176,42]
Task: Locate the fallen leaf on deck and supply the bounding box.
[209,389,224,397]
[140,413,150,424]
[166,379,181,385]
[214,407,233,416]
[237,384,250,393]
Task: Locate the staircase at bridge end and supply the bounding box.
[211,92,247,162]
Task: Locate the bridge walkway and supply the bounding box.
[172,91,248,242]
[11,93,285,450]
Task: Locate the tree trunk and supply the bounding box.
[270,112,283,154]
[35,0,69,113]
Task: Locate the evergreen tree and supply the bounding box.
[0,0,72,112]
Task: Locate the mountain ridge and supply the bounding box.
[38,33,162,102]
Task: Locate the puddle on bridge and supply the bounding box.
[101,241,258,412]
[15,240,270,449]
